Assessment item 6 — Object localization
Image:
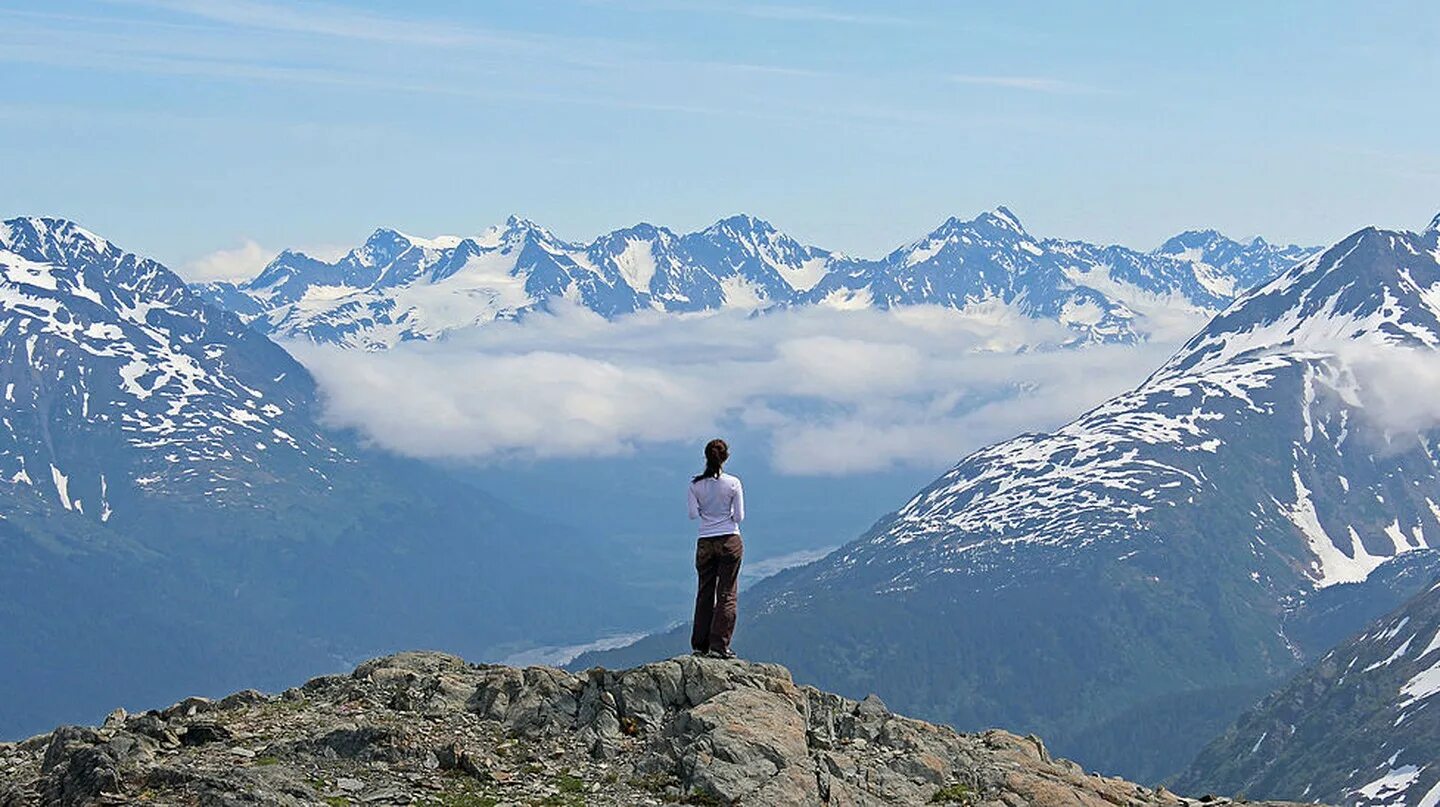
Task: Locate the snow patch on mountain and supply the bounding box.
[0,216,344,518]
[196,209,1318,350]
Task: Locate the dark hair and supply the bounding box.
[692,438,729,483]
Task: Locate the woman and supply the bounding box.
[687,438,745,659]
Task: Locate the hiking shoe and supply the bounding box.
[706,649,737,660]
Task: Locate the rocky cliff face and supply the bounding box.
[0,652,1316,807]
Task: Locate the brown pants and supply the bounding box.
[692,533,743,654]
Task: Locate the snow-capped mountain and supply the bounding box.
[803,208,1136,340]
[1178,576,1440,805]
[1153,229,1317,300]
[832,224,1440,593]
[677,213,839,307]
[0,217,669,740]
[197,209,1316,349]
[583,222,1440,782]
[200,215,851,349]
[0,216,334,525]
[230,218,632,347]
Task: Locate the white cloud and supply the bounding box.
[1342,345,1440,445]
[178,239,274,282]
[291,304,1182,475]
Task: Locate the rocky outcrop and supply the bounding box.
[0,652,1317,806]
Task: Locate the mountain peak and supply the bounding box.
[1427,210,1440,233]
[704,213,782,237]
[487,215,561,246]
[608,221,674,239]
[344,228,417,270]
[1,216,113,257]
[502,214,556,237]
[928,207,1028,239]
[362,226,413,248]
[1164,224,1440,376]
[362,227,466,254]
[986,205,1025,232]
[246,248,335,291]
[1156,228,1230,253]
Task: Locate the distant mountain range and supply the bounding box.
[1177,576,1440,805]
[581,217,1440,782]
[195,209,1317,348]
[0,217,668,740]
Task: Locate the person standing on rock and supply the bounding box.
[687,438,745,659]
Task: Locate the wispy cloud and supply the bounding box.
[0,19,743,119]
[948,74,1090,94]
[0,8,912,128]
[106,0,518,47]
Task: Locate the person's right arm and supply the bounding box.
[731,478,745,524]
[687,483,700,520]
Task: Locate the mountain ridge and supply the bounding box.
[194,209,1319,349]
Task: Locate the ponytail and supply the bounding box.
[692,438,729,483]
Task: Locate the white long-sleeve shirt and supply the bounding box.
[688,473,745,538]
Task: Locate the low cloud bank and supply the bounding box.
[1342,345,1440,447]
[291,304,1190,475]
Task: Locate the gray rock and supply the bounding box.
[160,697,212,721]
[0,653,1323,807]
[469,666,583,736]
[38,727,123,807]
[216,689,271,711]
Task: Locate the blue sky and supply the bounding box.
[2,1,1437,277]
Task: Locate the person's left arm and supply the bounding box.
[731,478,745,524]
